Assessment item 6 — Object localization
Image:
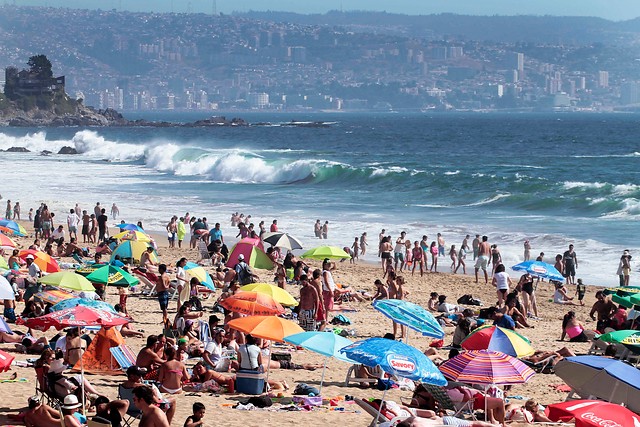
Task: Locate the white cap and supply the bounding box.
[25,254,35,260]
[238,254,244,260]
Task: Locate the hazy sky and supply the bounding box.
[11,0,640,21]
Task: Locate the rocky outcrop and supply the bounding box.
[5,146,30,152]
[57,146,78,154]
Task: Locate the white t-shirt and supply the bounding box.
[67,213,79,228]
[494,272,510,291]
[52,229,65,240]
[28,262,41,279]
[322,270,336,292]
[395,238,406,253]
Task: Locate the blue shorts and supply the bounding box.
[394,252,404,262]
[157,290,169,310]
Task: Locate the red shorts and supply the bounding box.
[316,300,326,322]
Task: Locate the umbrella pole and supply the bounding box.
[374,386,389,425]
[319,356,328,395]
[405,328,409,344]
[265,341,273,386]
[79,326,86,414]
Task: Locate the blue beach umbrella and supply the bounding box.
[115,223,145,232]
[340,337,447,423]
[184,262,215,290]
[373,299,445,339]
[511,260,564,281]
[0,219,27,236]
[51,297,116,313]
[284,331,354,393]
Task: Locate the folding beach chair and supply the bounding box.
[109,344,137,371]
[422,382,477,420]
[354,398,400,427]
[345,364,384,387]
[118,384,143,427]
[200,321,212,348]
[197,240,213,266]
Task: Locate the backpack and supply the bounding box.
[457,294,482,306]
[236,262,254,285]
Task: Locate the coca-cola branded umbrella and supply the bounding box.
[545,400,640,427]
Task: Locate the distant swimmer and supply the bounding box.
[111,203,120,220]
[474,235,491,284]
[523,240,531,261]
[472,234,480,260]
[322,221,329,239]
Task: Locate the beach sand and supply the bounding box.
[0,224,603,426]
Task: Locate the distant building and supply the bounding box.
[288,46,307,63]
[598,71,609,88]
[4,67,65,98]
[621,81,640,105]
[247,92,269,108]
[510,52,524,73]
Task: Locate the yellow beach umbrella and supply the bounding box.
[39,271,95,292]
[240,283,298,306]
[113,230,151,242]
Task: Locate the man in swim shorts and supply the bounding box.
[474,236,491,284]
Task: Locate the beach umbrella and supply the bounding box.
[511,260,564,281]
[113,230,151,242]
[0,276,15,300]
[439,350,535,386]
[0,226,20,236]
[226,242,274,270]
[301,245,351,260]
[39,271,95,293]
[115,223,145,232]
[0,233,16,250]
[52,297,116,313]
[75,263,105,277]
[0,220,27,237]
[284,331,354,393]
[554,355,640,412]
[373,299,444,339]
[228,315,304,385]
[0,349,15,373]
[85,264,139,287]
[261,232,303,250]
[545,400,640,427]
[461,325,534,357]
[340,337,447,423]
[238,237,265,251]
[34,288,74,305]
[110,241,156,264]
[19,250,60,273]
[596,329,640,344]
[0,257,9,270]
[240,283,298,306]
[184,262,214,290]
[220,291,285,316]
[604,286,640,296]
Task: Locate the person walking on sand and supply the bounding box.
[475,235,491,284]
[360,232,368,256]
[395,231,407,271]
[298,274,320,332]
[449,245,458,273]
[111,203,120,220]
[429,241,438,272]
[455,244,467,274]
[166,216,177,249]
[437,233,445,257]
[5,200,12,220]
[13,202,20,220]
[310,269,326,331]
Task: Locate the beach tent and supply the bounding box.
[226,242,274,270]
[238,237,264,251]
[73,326,126,374]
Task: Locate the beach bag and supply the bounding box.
[330,314,351,325]
[247,396,272,408]
[457,294,482,306]
[293,383,319,396]
[188,296,203,312]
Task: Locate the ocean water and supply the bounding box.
[0,112,638,286]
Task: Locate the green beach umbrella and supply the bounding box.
[75,263,105,277]
[39,271,95,292]
[596,329,640,344]
[0,257,8,270]
[301,245,351,260]
[605,286,640,296]
[86,264,139,287]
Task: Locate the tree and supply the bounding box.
[27,54,53,79]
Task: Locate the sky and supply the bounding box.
[8,0,640,21]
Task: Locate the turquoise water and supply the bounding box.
[0,112,638,285]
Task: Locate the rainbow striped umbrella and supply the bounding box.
[461,325,534,357]
[439,350,535,385]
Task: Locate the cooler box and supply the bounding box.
[235,369,265,395]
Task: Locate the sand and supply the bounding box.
[0,224,604,426]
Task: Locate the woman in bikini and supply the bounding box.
[187,361,235,393]
[157,346,188,395]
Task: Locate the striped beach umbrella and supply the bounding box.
[0,233,17,250]
[439,350,535,385]
[0,220,27,237]
[461,325,534,357]
[19,250,60,273]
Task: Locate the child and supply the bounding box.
[184,402,206,427]
[118,286,130,317]
[351,237,359,263]
[449,245,458,272]
[28,208,34,222]
[575,278,586,306]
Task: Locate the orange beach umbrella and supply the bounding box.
[220,291,285,316]
[227,315,303,343]
[19,249,60,273]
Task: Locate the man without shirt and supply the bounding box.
[472,234,480,260]
[590,291,616,332]
[310,269,326,331]
[24,395,60,427]
[298,274,320,332]
[133,385,170,427]
[394,231,407,271]
[474,236,491,284]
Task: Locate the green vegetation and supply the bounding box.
[27,54,53,79]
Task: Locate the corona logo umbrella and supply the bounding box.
[0,219,27,236]
[301,245,351,260]
[85,264,140,287]
[240,283,298,306]
[226,242,274,270]
[39,271,95,293]
[19,249,60,273]
[0,233,17,250]
[110,241,156,264]
[220,291,285,316]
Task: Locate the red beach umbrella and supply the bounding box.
[545,400,640,427]
[24,305,129,331]
[0,349,15,372]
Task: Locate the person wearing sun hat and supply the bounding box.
[23,254,42,302]
[60,395,84,427]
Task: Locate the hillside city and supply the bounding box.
[2,5,640,112]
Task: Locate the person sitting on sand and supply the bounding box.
[560,310,589,342]
[136,335,167,375]
[553,281,579,305]
[485,306,515,330]
[24,395,61,427]
[427,292,439,311]
[372,279,388,301]
[121,366,176,424]
[500,293,532,328]
[188,361,236,393]
[158,346,188,395]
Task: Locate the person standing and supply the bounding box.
[616,250,632,287]
[66,209,79,241]
[97,208,109,242]
[111,203,120,220]
[156,264,171,325]
[461,234,470,255]
[314,220,322,239]
[177,217,186,248]
[437,233,445,257]
[350,237,359,263]
[321,221,329,239]
[94,202,101,218]
[360,232,368,256]
[40,205,51,240]
[270,219,278,232]
[321,259,337,319]
[523,240,531,261]
[310,269,326,331]
[166,216,177,249]
[298,274,320,332]
[472,234,481,260]
[563,244,578,285]
[411,241,424,277]
[378,229,386,257]
[23,254,42,302]
[209,223,223,244]
[394,231,407,271]
[475,236,491,284]
[5,200,12,220]
[13,202,20,220]
[81,210,90,243]
[490,244,502,277]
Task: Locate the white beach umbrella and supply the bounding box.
[0,276,15,300]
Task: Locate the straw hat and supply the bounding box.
[61,394,82,410]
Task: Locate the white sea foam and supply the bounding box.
[563,181,607,190]
[444,170,460,175]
